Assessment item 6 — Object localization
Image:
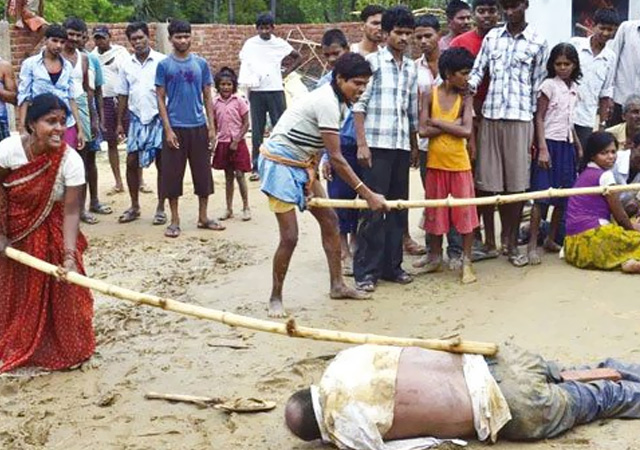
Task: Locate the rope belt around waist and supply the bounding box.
[260,145,319,193]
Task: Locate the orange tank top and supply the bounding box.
[427,86,471,171]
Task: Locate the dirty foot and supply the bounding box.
[543,238,562,253]
[461,259,477,284]
[330,284,371,300]
[528,248,542,265]
[268,298,288,318]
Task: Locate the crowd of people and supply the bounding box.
[1,0,640,370]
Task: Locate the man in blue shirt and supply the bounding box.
[156,19,222,238]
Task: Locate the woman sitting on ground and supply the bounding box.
[564,131,640,273]
[0,93,95,373]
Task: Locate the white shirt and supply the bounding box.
[0,136,85,200]
[310,345,511,450]
[239,35,293,91]
[570,37,615,128]
[115,49,166,124]
[415,55,441,152]
[610,20,640,105]
[92,44,129,98]
[70,49,85,99]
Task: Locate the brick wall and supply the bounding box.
[9,21,362,79]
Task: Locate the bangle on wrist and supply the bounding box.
[354,181,364,191]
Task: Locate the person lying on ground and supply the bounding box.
[565,131,640,273]
[285,342,640,449]
[257,52,387,318]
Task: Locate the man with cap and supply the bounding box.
[92,25,132,195]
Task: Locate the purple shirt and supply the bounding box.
[566,166,613,236]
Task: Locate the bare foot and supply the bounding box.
[461,260,477,284]
[268,297,288,318]
[330,284,371,300]
[528,248,542,265]
[621,259,640,274]
[543,238,562,253]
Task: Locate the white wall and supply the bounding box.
[527,0,640,47]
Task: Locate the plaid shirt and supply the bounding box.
[353,47,418,151]
[469,24,548,122]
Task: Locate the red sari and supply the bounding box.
[0,147,94,372]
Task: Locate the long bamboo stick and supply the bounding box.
[4,247,498,356]
[308,183,640,210]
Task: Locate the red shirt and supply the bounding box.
[450,30,489,108]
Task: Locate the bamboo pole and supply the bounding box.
[4,247,498,356]
[308,183,640,210]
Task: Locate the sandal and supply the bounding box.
[118,208,140,224]
[139,184,154,194]
[197,219,226,231]
[89,202,113,215]
[81,212,99,225]
[106,186,124,196]
[382,271,413,285]
[471,246,500,262]
[355,279,376,292]
[152,211,167,226]
[241,208,252,222]
[164,224,181,238]
[249,172,260,182]
[507,251,529,268]
[219,210,234,221]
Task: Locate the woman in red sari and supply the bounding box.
[0,93,94,373]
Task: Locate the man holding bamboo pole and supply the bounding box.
[257,53,387,318]
[285,342,640,449]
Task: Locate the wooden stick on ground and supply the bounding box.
[4,247,498,356]
[308,183,640,210]
[145,392,225,408]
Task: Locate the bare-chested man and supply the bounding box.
[0,57,17,142]
[285,343,640,449]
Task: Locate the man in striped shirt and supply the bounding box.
[353,6,419,291]
[468,0,547,267]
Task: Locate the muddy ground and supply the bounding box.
[1,155,639,450]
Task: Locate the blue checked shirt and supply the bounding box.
[353,47,419,151]
[469,25,548,122]
[18,51,77,127]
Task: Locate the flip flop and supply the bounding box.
[164,224,181,238]
[241,209,252,221]
[403,240,427,256]
[106,186,124,196]
[81,212,99,225]
[214,398,276,414]
[197,219,226,231]
[249,173,260,182]
[152,211,167,226]
[90,203,113,215]
[507,252,529,268]
[118,208,140,224]
[140,184,154,194]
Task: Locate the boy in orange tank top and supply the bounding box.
[419,48,478,284]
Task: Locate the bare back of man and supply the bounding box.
[387,348,475,440]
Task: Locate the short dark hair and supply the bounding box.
[415,14,441,32]
[125,21,150,38]
[256,12,275,27]
[583,131,617,170]
[446,0,471,20]
[45,24,67,40]
[25,93,69,134]
[214,67,238,93]
[168,19,191,36]
[62,17,87,33]
[381,6,415,33]
[360,4,385,22]
[439,47,475,80]
[472,0,498,9]
[594,8,621,26]
[285,389,321,442]
[321,29,348,48]
[546,43,582,83]
[333,52,373,81]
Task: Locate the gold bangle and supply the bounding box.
[354,181,364,191]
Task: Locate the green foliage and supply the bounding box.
[45,0,134,23]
